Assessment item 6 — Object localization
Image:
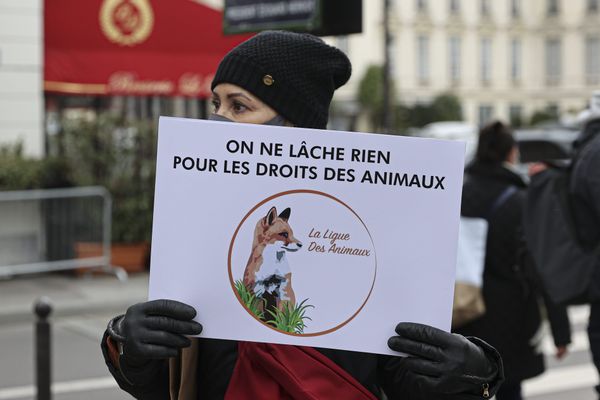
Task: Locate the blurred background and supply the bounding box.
[0,0,598,399]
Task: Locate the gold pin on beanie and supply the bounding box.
[211,31,352,129]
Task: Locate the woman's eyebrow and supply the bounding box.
[227,92,254,102]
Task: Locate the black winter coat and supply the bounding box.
[101,335,503,400]
[455,162,571,384]
[570,130,600,299]
[571,130,600,248]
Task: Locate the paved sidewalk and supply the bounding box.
[0,272,149,324]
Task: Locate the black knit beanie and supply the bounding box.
[211,31,352,129]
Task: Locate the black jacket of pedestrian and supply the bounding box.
[455,161,571,384]
[570,122,600,298]
[570,122,600,249]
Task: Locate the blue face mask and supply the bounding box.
[208,114,288,126]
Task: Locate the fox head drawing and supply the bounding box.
[253,207,302,252]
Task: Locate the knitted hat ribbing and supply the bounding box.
[211,31,352,129]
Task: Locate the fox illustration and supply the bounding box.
[243,206,302,315]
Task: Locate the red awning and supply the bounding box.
[44,0,251,97]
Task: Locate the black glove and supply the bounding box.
[388,323,502,398]
[108,299,203,363]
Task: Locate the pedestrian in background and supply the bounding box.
[572,112,600,398]
[100,31,505,399]
[529,108,600,396]
[455,121,571,400]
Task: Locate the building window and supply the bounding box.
[449,36,461,84]
[589,0,599,12]
[546,103,560,119]
[480,0,491,16]
[417,35,430,84]
[480,37,492,84]
[510,38,522,82]
[389,36,396,75]
[509,104,523,127]
[479,105,494,126]
[547,0,559,16]
[586,36,600,84]
[417,0,427,12]
[450,0,460,15]
[511,0,521,18]
[545,38,562,85]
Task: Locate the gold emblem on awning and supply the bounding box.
[100,0,154,47]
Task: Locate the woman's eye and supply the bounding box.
[211,100,220,112]
[280,232,289,238]
[232,101,248,113]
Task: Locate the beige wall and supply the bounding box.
[0,0,44,156]
[329,0,600,128]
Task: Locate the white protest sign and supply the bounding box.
[148,117,465,356]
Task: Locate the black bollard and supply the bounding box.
[34,297,52,400]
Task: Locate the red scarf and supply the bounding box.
[225,342,378,400]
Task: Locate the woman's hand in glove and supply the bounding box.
[388,322,501,398]
[109,299,203,362]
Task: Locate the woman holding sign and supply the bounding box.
[101,31,504,399]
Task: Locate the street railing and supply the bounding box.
[0,186,126,280]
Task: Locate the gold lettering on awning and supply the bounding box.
[109,72,174,94]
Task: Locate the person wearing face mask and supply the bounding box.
[455,121,571,400]
[101,31,505,399]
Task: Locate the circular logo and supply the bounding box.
[228,190,377,336]
[100,0,154,47]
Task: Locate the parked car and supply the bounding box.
[514,127,579,163]
[417,121,579,162]
[415,122,478,164]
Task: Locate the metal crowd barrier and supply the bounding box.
[0,186,127,280]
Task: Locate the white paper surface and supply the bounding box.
[148,117,465,356]
[456,217,488,286]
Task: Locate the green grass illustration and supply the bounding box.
[234,280,265,319]
[266,298,314,334]
[234,280,315,334]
